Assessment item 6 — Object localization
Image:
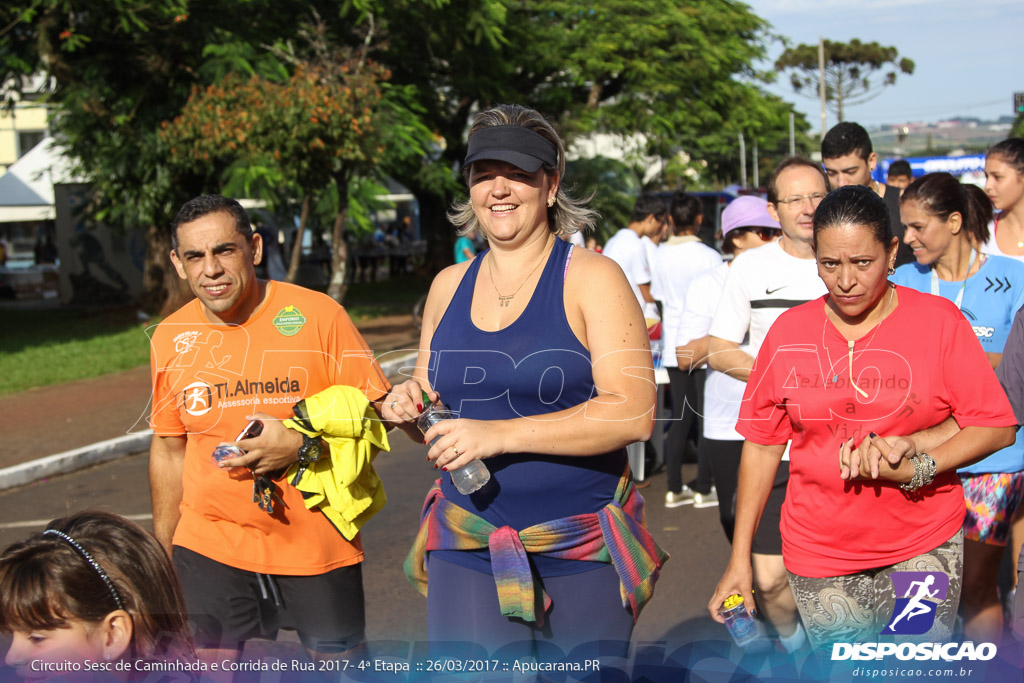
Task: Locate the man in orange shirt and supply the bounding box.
[149,195,396,662]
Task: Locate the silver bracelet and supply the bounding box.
[900,453,936,492]
[918,452,936,488]
[900,455,922,492]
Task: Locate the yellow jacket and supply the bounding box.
[283,386,389,540]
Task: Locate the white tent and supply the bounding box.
[0,137,81,223]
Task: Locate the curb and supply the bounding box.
[0,432,154,493]
[0,351,421,492]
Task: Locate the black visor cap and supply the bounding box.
[463,125,558,173]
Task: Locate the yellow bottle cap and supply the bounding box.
[722,594,744,610]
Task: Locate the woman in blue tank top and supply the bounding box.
[380,105,667,659]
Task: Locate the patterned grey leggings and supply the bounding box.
[787,530,963,650]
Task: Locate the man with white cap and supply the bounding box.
[707,157,831,653]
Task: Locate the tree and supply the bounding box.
[360,0,797,243]
[2,0,806,310]
[0,1,353,314]
[775,39,914,123]
[1011,112,1024,139]
[162,47,434,301]
[680,89,815,188]
[565,156,641,244]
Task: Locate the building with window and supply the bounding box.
[0,76,50,176]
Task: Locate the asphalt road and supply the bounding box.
[0,436,741,678]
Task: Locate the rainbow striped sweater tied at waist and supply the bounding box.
[404,469,669,626]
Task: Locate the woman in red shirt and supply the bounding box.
[708,185,1016,649]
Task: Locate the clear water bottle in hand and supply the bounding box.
[416,390,490,495]
[720,594,761,647]
[650,338,664,370]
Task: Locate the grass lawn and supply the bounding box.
[0,271,432,396]
[0,308,155,396]
[341,271,431,321]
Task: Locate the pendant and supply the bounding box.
[832,375,839,383]
[1017,241,1023,249]
[497,295,514,308]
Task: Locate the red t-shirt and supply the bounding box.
[738,286,1016,577]
[150,281,389,575]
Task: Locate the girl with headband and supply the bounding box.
[0,510,195,678]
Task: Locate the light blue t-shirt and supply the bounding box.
[893,254,1024,473]
[453,235,476,264]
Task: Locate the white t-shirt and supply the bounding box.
[676,263,745,440]
[642,235,660,276]
[981,215,1024,265]
[709,241,823,459]
[651,236,722,368]
[709,240,826,359]
[603,227,651,313]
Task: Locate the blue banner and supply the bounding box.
[874,154,986,182]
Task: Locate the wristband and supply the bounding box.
[285,398,325,486]
[291,399,317,433]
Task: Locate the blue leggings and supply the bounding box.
[426,555,634,661]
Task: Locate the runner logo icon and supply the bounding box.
[182,381,213,417]
[882,571,949,635]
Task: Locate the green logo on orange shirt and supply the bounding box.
[273,305,306,336]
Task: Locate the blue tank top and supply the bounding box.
[428,237,627,576]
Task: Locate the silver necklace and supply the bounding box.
[486,236,552,308]
[821,285,896,398]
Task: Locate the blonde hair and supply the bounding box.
[448,104,597,237]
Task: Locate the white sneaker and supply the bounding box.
[694,487,719,509]
[665,486,695,508]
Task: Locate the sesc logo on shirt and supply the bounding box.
[881,571,949,635]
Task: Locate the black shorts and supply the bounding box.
[172,546,365,653]
[751,460,789,555]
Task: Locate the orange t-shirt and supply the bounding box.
[149,281,390,575]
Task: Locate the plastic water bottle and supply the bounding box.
[720,594,760,647]
[648,321,664,370]
[650,338,664,370]
[416,391,491,495]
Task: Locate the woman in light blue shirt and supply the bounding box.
[891,171,1024,643]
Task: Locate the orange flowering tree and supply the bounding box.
[161,52,432,300]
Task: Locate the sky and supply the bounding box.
[749,0,1024,132]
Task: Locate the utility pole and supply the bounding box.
[738,132,747,188]
[753,138,759,188]
[819,37,827,140]
[789,111,796,155]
